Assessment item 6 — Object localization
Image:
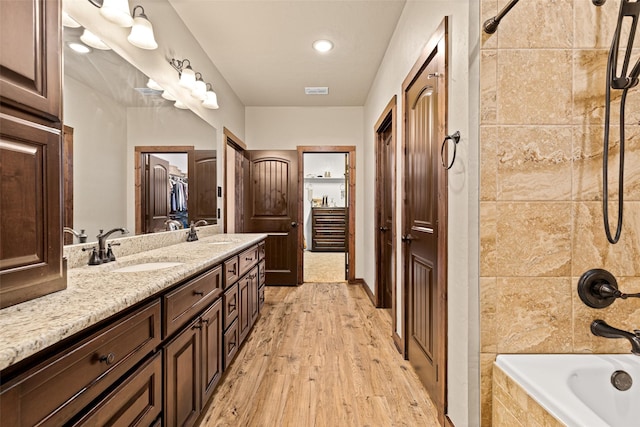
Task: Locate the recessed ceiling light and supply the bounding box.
[313,39,334,53]
[305,87,329,95]
[68,42,91,54]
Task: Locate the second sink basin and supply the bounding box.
[111,262,184,273]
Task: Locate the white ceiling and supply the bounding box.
[167,0,407,107]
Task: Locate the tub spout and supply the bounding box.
[591,319,640,355]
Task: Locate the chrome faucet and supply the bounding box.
[591,319,640,355]
[63,227,87,243]
[194,219,208,226]
[96,228,128,263]
[164,219,183,231]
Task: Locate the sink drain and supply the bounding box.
[611,370,633,391]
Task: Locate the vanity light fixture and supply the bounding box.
[174,99,189,109]
[100,0,133,27]
[161,90,177,101]
[191,73,207,100]
[146,78,163,91]
[312,39,334,53]
[202,83,219,109]
[80,29,111,50]
[127,6,158,50]
[62,11,81,28]
[170,58,196,89]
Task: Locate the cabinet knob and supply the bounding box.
[99,352,115,365]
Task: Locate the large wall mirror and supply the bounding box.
[62,25,218,245]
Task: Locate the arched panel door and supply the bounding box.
[244,150,299,286]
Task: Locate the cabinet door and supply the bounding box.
[249,267,259,325]
[238,275,251,343]
[201,299,222,405]
[0,0,61,120]
[164,318,201,427]
[0,115,66,309]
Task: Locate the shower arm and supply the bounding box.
[483,0,608,35]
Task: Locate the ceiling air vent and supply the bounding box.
[304,86,329,95]
[134,87,163,96]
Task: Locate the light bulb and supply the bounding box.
[100,0,134,27]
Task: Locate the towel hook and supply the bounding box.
[440,131,460,170]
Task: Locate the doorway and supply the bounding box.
[297,146,356,285]
[402,19,448,424]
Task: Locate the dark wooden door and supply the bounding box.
[403,21,448,419]
[377,124,394,308]
[201,299,223,405]
[145,154,170,233]
[189,150,217,224]
[244,150,299,286]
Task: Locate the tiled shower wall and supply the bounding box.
[479,0,640,424]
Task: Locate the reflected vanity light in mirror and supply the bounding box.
[80,29,111,50]
[161,90,176,101]
[127,6,158,50]
[62,11,81,28]
[100,0,133,27]
[147,78,163,91]
[174,100,188,109]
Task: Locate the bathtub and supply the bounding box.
[495,354,640,427]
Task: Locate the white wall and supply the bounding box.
[363,1,480,426]
[64,76,128,241]
[245,106,365,276]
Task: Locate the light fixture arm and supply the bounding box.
[132,5,147,18]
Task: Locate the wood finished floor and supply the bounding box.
[198,282,441,427]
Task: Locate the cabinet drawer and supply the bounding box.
[223,319,239,369]
[71,352,162,426]
[223,283,239,330]
[223,256,239,289]
[238,245,258,278]
[164,265,222,338]
[258,241,265,261]
[0,300,161,427]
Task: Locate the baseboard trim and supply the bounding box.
[350,277,376,305]
[392,331,403,355]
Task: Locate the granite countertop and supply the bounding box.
[0,233,266,372]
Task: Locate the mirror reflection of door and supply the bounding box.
[142,153,189,234]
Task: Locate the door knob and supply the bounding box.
[401,234,414,243]
[379,226,389,232]
[291,222,298,228]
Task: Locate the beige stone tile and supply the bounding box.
[527,395,564,427]
[480,126,498,201]
[481,353,496,427]
[497,50,573,125]
[496,277,573,353]
[493,398,524,427]
[573,275,640,353]
[575,0,626,49]
[573,49,640,126]
[481,51,498,124]
[481,0,498,50]
[496,126,573,201]
[496,0,572,49]
[481,277,498,353]
[572,202,640,276]
[480,202,497,277]
[496,202,572,277]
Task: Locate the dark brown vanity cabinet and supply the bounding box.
[0,0,66,309]
[0,300,161,427]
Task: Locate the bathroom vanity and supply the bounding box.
[0,233,266,427]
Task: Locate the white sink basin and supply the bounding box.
[111,262,184,273]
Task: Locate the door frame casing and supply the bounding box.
[374,96,397,324]
[296,146,356,285]
[401,17,449,424]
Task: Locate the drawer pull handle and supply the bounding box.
[245,257,253,261]
[193,290,205,296]
[99,352,115,365]
[228,339,236,349]
[192,323,203,330]
[228,302,236,311]
[228,266,236,275]
[201,318,209,325]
